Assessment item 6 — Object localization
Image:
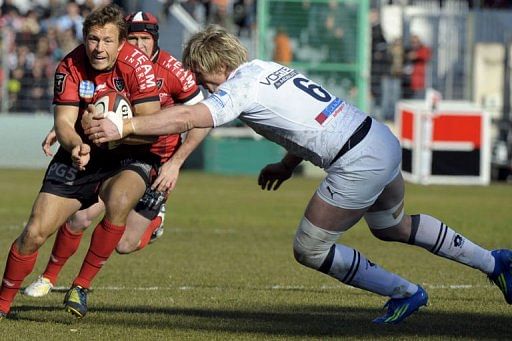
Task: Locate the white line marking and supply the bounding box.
[50,283,493,292]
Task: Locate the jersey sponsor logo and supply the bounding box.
[156,78,164,89]
[79,80,95,100]
[46,162,78,184]
[135,64,157,91]
[181,73,196,91]
[54,73,67,94]
[315,98,344,125]
[259,67,298,89]
[114,78,125,91]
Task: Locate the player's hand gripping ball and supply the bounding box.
[93,90,133,149]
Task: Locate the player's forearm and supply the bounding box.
[55,125,83,153]
[280,153,303,171]
[124,106,192,137]
[171,128,211,168]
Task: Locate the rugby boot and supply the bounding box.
[149,203,166,244]
[24,276,53,297]
[372,285,428,324]
[488,249,512,304]
[64,286,88,318]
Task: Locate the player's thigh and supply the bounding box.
[367,172,405,212]
[304,192,366,232]
[100,170,147,214]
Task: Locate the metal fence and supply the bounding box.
[257,0,370,111]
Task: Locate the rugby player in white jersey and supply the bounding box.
[83,24,512,324]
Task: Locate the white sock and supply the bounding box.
[409,214,495,274]
[327,244,418,298]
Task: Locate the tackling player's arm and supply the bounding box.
[130,103,213,135]
[118,100,161,145]
[84,102,214,144]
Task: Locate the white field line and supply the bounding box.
[50,283,493,292]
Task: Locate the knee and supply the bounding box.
[369,215,412,242]
[17,224,48,253]
[365,201,410,242]
[293,217,341,270]
[68,213,93,232]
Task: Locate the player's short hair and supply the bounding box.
[83,4,128,42]
[182,24,248,74]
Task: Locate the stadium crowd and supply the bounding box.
[0,0,107,113]
[0,0,256,114]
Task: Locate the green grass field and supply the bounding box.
[0,169,511,340]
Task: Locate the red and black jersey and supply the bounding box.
[53,43,159,106]
[149,49,202,162]
[53,43,160,143]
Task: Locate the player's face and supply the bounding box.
[196,67,229,93]
[85,23,125,71]
[127,32,155,58]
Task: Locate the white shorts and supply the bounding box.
[316,119,401,209]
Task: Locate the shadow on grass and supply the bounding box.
[13,303,511,339]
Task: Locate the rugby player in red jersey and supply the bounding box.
[0,4,163,320]
[22,11,207,312]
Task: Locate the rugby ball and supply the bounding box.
[93,90,133,149]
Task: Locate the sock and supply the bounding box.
[409,214,494,274]
[136,216,162,251]
[323,244,418,298]
[43,223,83,285]
[0,243,38,313]
[73,219,125,289]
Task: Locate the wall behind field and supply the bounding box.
[0,114,54,169]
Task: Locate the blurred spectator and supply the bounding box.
[233,0,255,38]
[7,67,24,112]
[56,1,83,41]
[211,0,232,30]
[58,27,80,56]
[380,38,403,121]
[403,34,431,99]
[273,27,293,65]
[26,59,52,112]
[369,8,387,116]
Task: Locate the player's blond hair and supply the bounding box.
[182,25,248,74]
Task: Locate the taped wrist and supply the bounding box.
[104,111,124,138]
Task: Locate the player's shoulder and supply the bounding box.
[117,43,152,69]
[58,44,86,68]
[233,59,277,80]
[153,49,187,73]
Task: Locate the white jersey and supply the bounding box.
[202,60,368,168]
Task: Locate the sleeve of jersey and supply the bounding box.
[201,80,253,127]
[127,61,160,106]
[169,70,202,104]
[52,60,80,106]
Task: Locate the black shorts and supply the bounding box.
[40,147,159,210]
